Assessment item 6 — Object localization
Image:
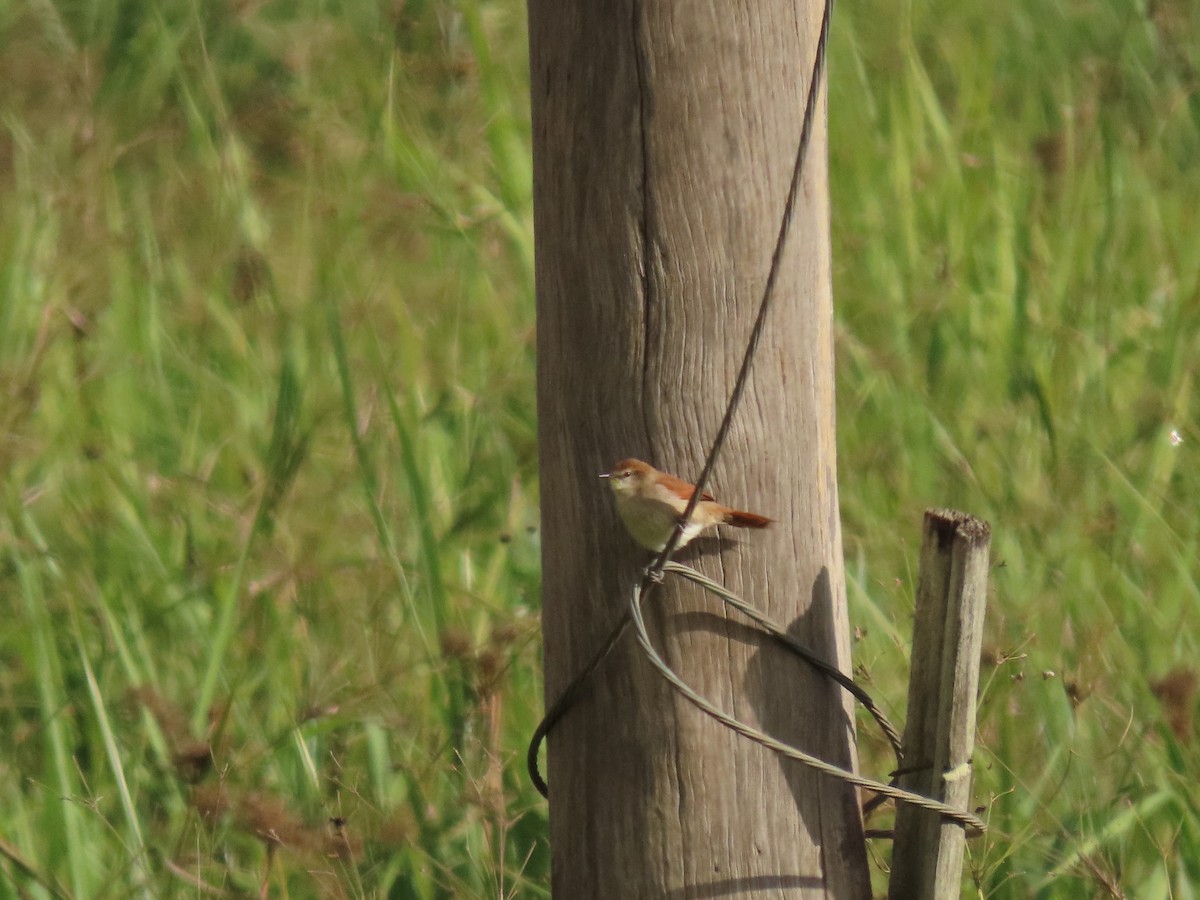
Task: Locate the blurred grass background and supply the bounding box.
[0,0,1196,896]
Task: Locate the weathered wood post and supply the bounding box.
[529,1,869,896]
[890,509,991,898]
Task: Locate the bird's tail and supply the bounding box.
[723,509,772,529]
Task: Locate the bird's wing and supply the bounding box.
[657,471,715,502]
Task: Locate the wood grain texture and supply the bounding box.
[889,510,991,899]
[530,1,869,895]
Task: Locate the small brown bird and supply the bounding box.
[600,458,772,551]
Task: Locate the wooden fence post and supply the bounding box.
[889,509,991,899]
[528,0,870,894]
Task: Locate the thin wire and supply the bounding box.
[628,570,988,835]
[527,564,905,805]
[662,562,902,758]
[526,612,630,796]
[646,0,834,580]
[526,567,983,833]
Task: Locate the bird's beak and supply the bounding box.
[598,472,610,479]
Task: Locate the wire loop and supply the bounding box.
[528,562,987,836]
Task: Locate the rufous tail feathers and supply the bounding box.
[723,510,772,529]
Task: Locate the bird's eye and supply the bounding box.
[622,470,632,478]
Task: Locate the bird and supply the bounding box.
[600,458,771,552]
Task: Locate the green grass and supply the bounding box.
[0,0,1197,895]
[833,0,1200,893]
